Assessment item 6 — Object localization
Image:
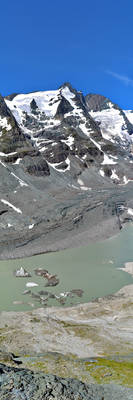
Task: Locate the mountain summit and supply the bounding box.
[0,83,133,258]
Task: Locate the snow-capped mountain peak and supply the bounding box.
[2,84,133,186]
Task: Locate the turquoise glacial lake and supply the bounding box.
[0,224,133,311]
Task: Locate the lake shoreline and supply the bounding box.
[0,280,133,388]
[0,214,121,260]
[0,283,133,359]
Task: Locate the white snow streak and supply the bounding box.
[11,172,28,187]
[1,199,22,214]
[0,151,17,157]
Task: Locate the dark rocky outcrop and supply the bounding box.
[30,98,38,111]
[0,363,133,400]
[0,95,33,154]
[85,93,111,112]
[55,95,74,119]
[43,142,69,164]
[4,93,18,101]
[23,155,50,176]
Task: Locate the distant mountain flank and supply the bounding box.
[0,83,133,258]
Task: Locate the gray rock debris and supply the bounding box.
[0,364,133,400]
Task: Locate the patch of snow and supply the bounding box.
[127,208,133,216]
[1,199,22,214]
[124,110,133,125]
[102,154,117,165]
[99,169,105,177]
[77,177,90,191]
[61,87,85,119]
[79,123,90,137]
[29,224,34,229]
[118,205,125,211]
[123,176,129,184]
[108,102,114,109]
[0,116,12,131]
[77,178,84,186]
[79,123,102,151]
[13,158,22,165]
[61,87,75,103]
[80,186,90,191]
[69,184,79,190]
[111,169,120,181]
[90,108,131,143]
[61,135,74,149]
[26,282,38,287]
[48,157,71,172]
[51,142,57,146]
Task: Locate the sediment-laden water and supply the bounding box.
[0,224,133,311]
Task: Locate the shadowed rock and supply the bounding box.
[45,276,60,287]
[34,268,49,277]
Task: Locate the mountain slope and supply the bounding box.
[0,84,133,258]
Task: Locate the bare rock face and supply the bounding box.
[0,363,133,400]
[23,155,50,176]
[55,94,74,119]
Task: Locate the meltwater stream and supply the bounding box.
[0,224,133,311]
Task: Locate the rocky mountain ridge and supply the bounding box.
[0,83,133,258]
[3,83,133,182]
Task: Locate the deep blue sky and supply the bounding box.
[1,0,133,108]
